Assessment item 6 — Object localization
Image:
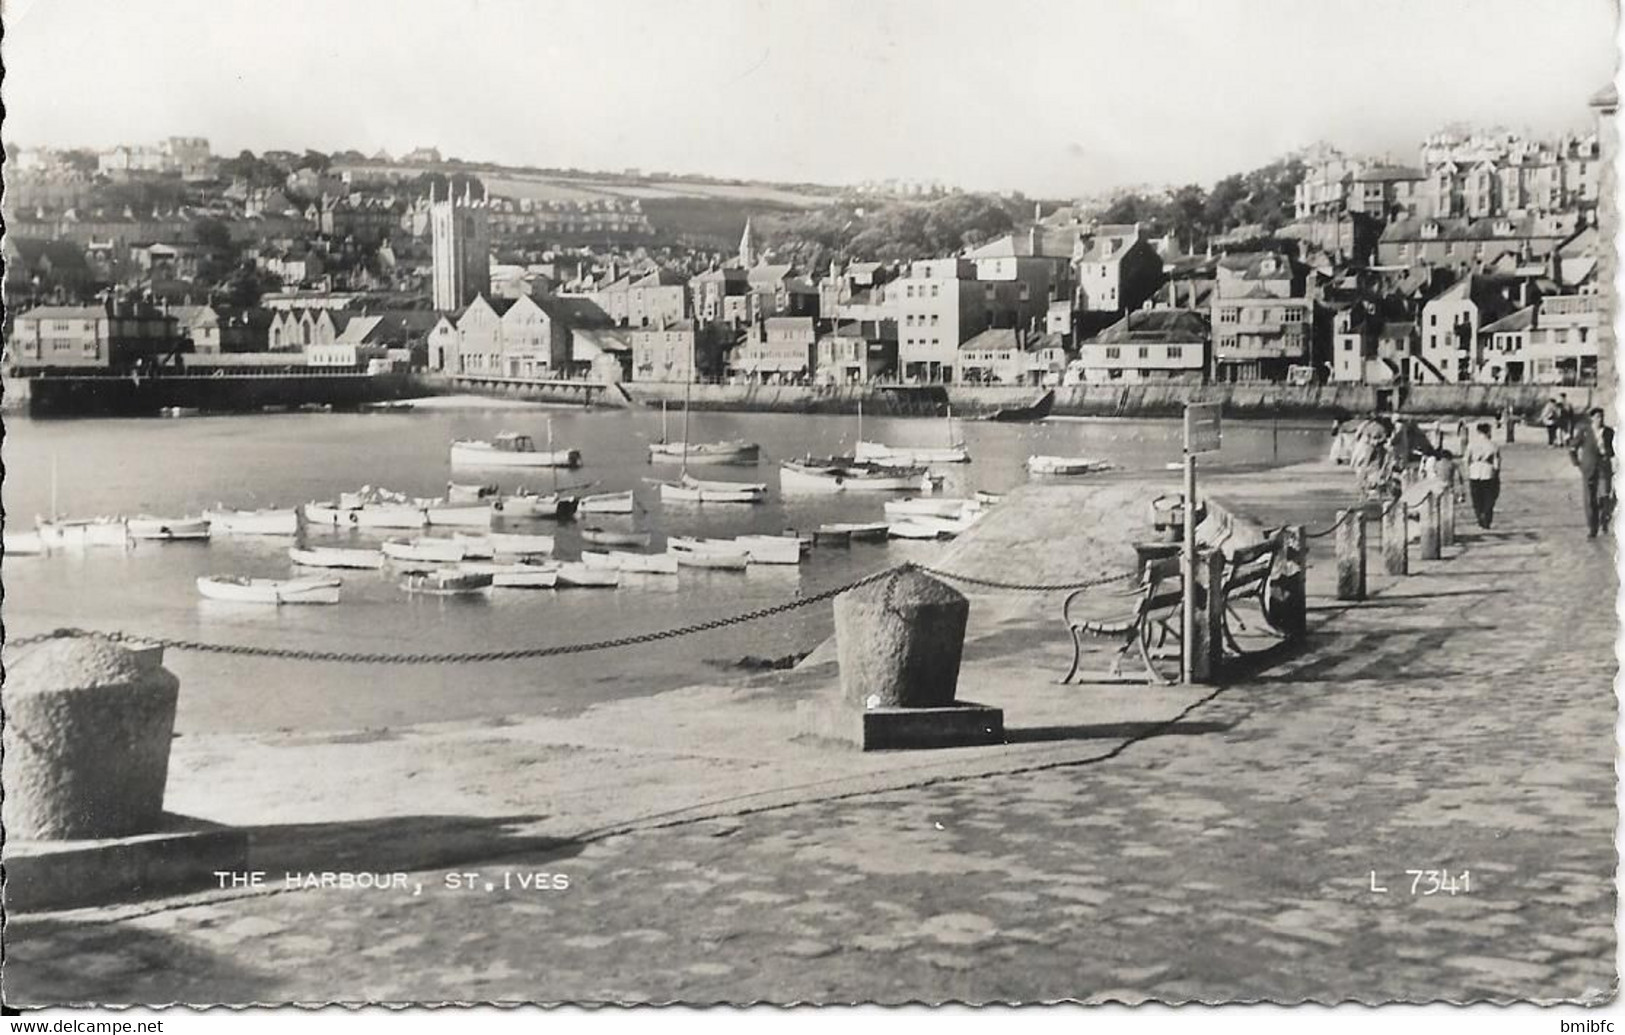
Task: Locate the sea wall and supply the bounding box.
[25,371,419,418]
[611,381,1597,420]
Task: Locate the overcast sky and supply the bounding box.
[4,0,1618,197]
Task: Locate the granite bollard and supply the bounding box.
[1382,498,1408,576]
[4,637,248,911]
[1418,490,1441,561]
[5,638,180,839]
[801,565,1003,749]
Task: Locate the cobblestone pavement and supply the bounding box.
[6,446,1616,1005]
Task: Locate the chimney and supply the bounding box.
[1029,224,1040,256]
[1033,201,1042,223]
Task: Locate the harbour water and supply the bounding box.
[2,405,1331,734]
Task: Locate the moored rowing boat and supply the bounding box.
[197,574,341,605]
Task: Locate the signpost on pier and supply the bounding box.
[1182,403,1223,683]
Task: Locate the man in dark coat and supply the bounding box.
[1568,408,1615,538]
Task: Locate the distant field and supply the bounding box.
[638,196,809,247]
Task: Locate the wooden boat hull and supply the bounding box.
[495,493,579,521]
[555,563,621,587]
[289,546,385,570]
[423,504,495,528]
[580,550,679,575]
[669,539,749,569]
[814,522,890,545]
[4,532,48,555]
[446,482,499,503]
[37,519,130,550]
[401,570,493,594]
[579,526,652,548]
[451,442,581,468]
[648,441,761,465]
[734,534,805,565]
[855,442,970,465]
[303,502,427,529]
[1026,455,1110,476]
[129,516,212,541]
[884,497,977,520]
[204,508,300,535]
[197,575,341,605]
[382,538,467,563]
[779,461,929,494]
[578,491,635,515]
[658,482,765,504]
[986,389,1055,423]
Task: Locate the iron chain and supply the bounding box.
[3,562,1132,665]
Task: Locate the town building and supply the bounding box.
[1375,214,1581,273]
[1210,252,1315,383]
[1416,274,1531,383]
[958,328,1069,386]
[814,320,897,385]
[7,299,181,369]
[1073,224,1164,314]
[730,316,816,382]
[1526,292,1602,385]
[1071,309,1208,384]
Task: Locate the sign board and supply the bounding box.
[1184,402,1223,454]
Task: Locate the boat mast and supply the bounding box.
[680,376,692,479]
[548,418,557,492]
[50,452,59,519]
[660,400,668,444]
[857,397,863,450]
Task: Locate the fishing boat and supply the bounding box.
[196,574,341,605]
[458,560,560,588]
[884,497,979,521]
[421,501,495,528]
[657,473,767,504]
[495,491,579,521]
[580,550,679,575]
[160,406,202,419]
[450,431,580,469]
[382,537,467,564]
[555,563,622,588]
[401,569,493,595]
[578,490,635,515]
[289,545,385,570]
[779,458,931,494]
[461,531,554,556]
[128,515,212,541]
[648,440,760,465]
[854,441,970,465]
[203,506,300,536]
[668,539,749,570]
[4,531,48,556]
[580,526,652,548]
[446,482,499,503]
[37,517,131,550]
[1026,455,1112,476]
[812,521,891,546]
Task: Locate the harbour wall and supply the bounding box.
[23,371,419,418]
[610,381,1597,420]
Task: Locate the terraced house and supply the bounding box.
[1210,252,1316,383]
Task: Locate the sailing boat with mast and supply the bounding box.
[855,402,971,464]
[36,452,131,549]
[654,379,765,503]
[779,397,933,493]
[648,396,761,464]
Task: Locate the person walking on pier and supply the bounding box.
[1567,408,1615,538]
[1539,397,1563,446]
[1464,422,1502,530]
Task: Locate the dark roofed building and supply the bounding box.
[1073,308,1208,385]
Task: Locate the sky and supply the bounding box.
[3,0,1619,198]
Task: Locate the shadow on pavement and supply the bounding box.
[245,812,578,876]
[1005,720,1231,745]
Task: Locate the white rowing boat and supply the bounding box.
[494,492,579,521]
[203,506,300,536]
[421,502,495,528]
[580,549,679,575]
[668,537,749,570]
[450,432,581,469]
[812,521,891,545]
[656,475,767,504]
[854,442,970,465]
[446,481,499,503]
[303,501,427,529]
[382,537,467,564]
[733,534,805,565]
[555,563,621,588]
[402,569,493,594]
[473,531,555,556]
[1026,455,1112,476]
[884,497,979,521]
[458,560,561,588]
[196,574,341,605]
[578,490,634,515]
[37,517,131,550]
[128,515,212,541]
[289,545,385,570]
[4,531,48,556]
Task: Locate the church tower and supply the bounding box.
[431,180,491,311]
[738,216,758,269]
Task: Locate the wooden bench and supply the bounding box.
[1216,533,1289,655]
[1059,555,1192,685]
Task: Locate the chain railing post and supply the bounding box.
[1382,497,1409,576]
[1418,490,1441,561]
[1335,508,1367,601]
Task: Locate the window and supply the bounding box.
[1430,314,1438,327]
[930,314,939,326]
[1136,346,1149,359]
[1104,346,1121,359]
[1167,346,1183,359]
[1343,340,1354,352]
[931,285,940,298]
[1219,308,1238,324]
